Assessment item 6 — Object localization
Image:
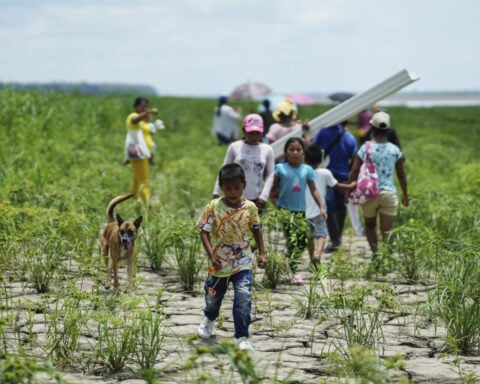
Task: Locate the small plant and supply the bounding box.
[292,263,328,319]
[261,249,288,289]
[252,289,296,336]
[443,356,479,384]
[0,350,67,384]
[132,299,167,370]
[140,212,168,271]
[163,219,204,293]
[22,237,67,293]
[326,344,410,384]
[184,338,261,384]
[426,246,480,355]
[327,284,398,356]
[94,312,137,373]
[387,222,437,283]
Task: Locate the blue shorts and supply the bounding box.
[307,214,327,238]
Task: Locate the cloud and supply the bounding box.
[1,0,479,95]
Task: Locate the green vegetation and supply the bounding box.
[0,89,479,382]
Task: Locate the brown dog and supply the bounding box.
[100,194,142,289]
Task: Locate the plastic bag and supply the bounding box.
[124,129,150,160]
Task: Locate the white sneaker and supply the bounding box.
[236,336,254,351]
[198,317,215,339]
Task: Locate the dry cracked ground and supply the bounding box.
[4,232,480,383]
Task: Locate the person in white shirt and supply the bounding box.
[213,114,274,210]
[304,144,356,264]
[211,96,242,145]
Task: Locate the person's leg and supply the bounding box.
[137,159,150,204]
[378,191,398,245]
[306,219,315,261]
[334,187,348,243]
[203,274,228,321]
[325,186,340,248]
[314,237,326,262]
[379,214,395,243]
[364,216,378,254]
[283,212,307,274]
[231,270,253,339]
[130,158,150,204]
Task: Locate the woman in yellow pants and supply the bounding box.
[126,97,158,205]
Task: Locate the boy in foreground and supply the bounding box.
[196,163,267,351]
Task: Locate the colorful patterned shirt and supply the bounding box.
[357,141,403,193]
[196,198,260,277]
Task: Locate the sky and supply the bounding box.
[1,0,479,97]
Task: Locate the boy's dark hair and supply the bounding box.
[304,144,323,165]
[218,163,246,185]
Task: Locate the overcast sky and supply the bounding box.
[1,0,478,96]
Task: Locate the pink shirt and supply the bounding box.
[266,122,302,143]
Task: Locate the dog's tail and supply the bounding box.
[106,194,135,223]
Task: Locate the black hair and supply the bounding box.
[216,97,228,116]
[262,99,271,110]
[372,126,389,137]
[283,137,304,154]
[218,163,246,186]
[304,144,323,165]
[133,97,148,108]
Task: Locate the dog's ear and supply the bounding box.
[134,216,143,229]
[116,214,124,226]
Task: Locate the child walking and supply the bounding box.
[197,163,267,351]
[304,144,356,264]
[270,137,327,284]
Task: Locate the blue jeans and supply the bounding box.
[203,269,253,338]
[326,174,348,247]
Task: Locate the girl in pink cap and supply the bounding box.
[213,114,275,211]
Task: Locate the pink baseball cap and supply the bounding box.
[243,114,264,133]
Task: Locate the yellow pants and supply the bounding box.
[130,158,150,204]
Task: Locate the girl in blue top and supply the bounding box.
[271,137,327,284]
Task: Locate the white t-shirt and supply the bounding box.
[211,105,241,140]
[213,141,275,201]
[305,168,337,219]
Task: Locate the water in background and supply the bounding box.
[380,92,480,107]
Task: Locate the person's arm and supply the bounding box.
[395,158,409,207]
[258,147,275,206]
[307,180,327,220]
[335,181,357,191]
[348,155,362,184]
[199,230,222,269]
[252,226,266,269]
[269,175,280,206]
[131,108,158,124]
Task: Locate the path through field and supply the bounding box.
[9,233,480,383]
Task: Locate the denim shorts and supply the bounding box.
[307,214,327,238]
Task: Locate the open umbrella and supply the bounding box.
[286,92,316,105]
[328,92,355,103]
[229,81,273,100]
